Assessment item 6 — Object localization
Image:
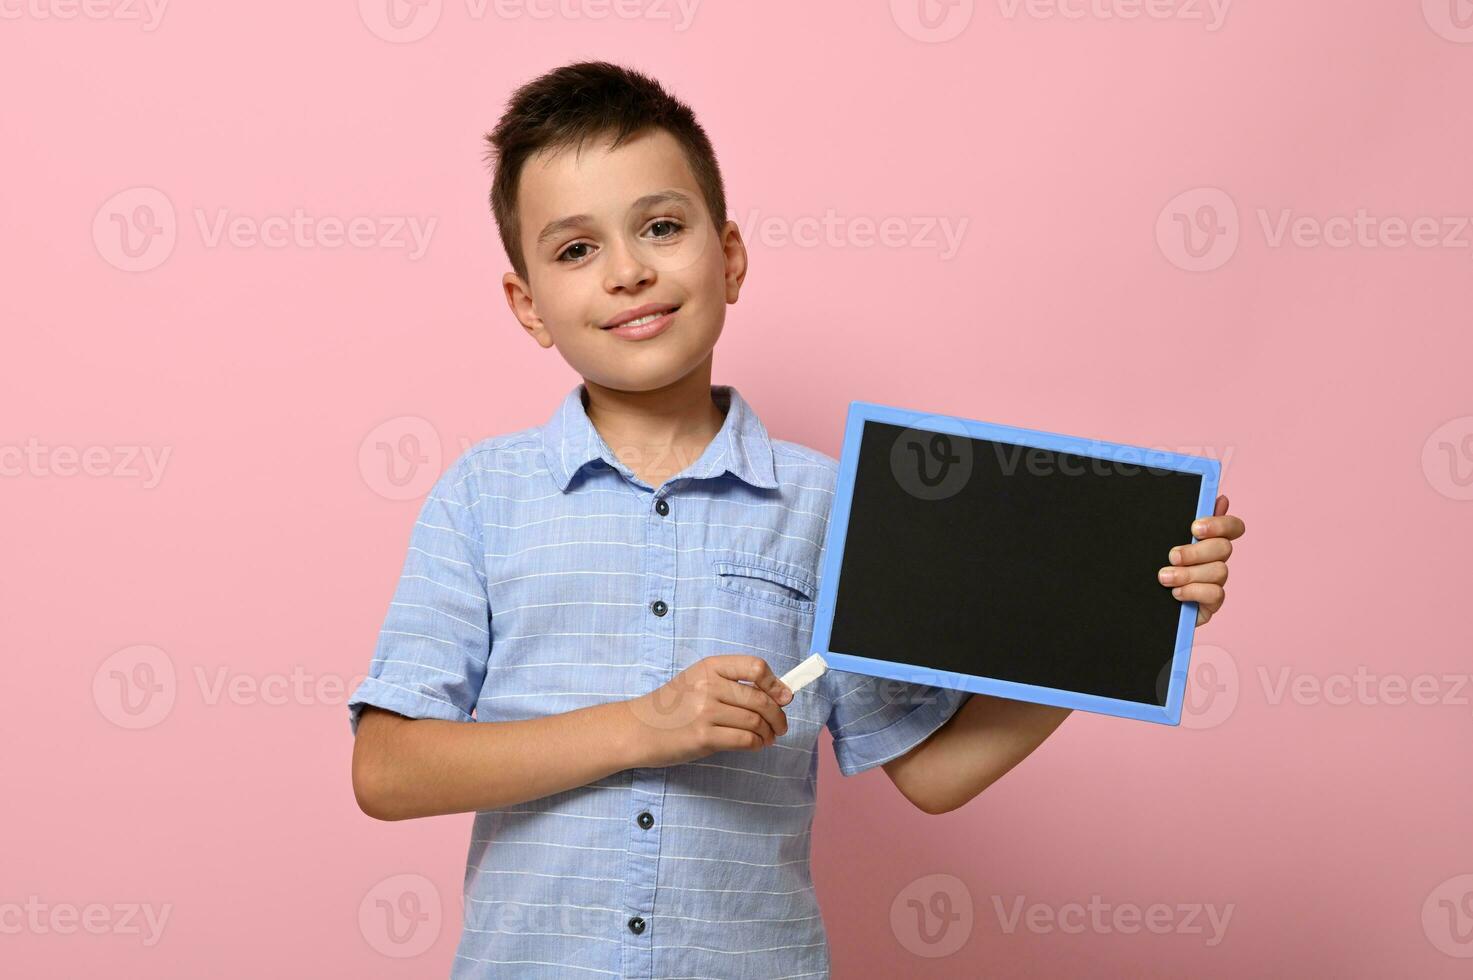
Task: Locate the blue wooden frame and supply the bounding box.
[811,400,1222,725]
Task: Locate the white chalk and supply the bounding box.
[780,653,828,695]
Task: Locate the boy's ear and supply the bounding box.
[503,271,555,349]
[721,219,748,303]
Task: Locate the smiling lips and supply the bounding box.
[601,304,680,340]
[601,302,680,329]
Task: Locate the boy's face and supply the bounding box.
[503,127,746,393]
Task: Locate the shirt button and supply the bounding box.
[628,915,646,935]
[650,600,668,617]
[655,499,669,516]
[637,811,654,830]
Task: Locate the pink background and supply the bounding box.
[5,1,1472,976]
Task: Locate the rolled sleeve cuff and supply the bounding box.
[347,676,475,736]
[831,686,968,777]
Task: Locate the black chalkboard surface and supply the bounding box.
[811,403,1221,724]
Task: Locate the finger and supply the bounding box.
[1168,537,1232,567]
[1171,582,1225,614]
[1214,494,1229,517]
[717,676,789,739]
[1158,560,1228,588]
[713,654,793,706]
[1191,513,1246,540]
[1195,605,1213,627]
[712,703,778,747]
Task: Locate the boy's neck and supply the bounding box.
[582,361,727,487]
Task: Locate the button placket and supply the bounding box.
[622,485,677,976]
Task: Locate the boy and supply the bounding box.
[347,61,1244,979]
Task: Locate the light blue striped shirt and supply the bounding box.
[348,382,968,979]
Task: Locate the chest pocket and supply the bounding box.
[710,552,818,614]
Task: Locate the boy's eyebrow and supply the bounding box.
[535,190,696,246]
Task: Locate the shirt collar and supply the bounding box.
[540,381,780,493]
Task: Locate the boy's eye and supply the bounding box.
[554,219,685,265]
[557,242,592,264]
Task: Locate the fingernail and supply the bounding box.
[1192,521,1207,536]
[1173,587,1184,598]
[1169,548,1182,566]
[782,686,793,703]
[1158,568,1175,584]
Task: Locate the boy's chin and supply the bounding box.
[577,350,719,395]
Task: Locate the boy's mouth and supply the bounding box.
[600,303,680,329]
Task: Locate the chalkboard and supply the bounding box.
[811,402,1222,725]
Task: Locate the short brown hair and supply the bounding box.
[483,61,728,282]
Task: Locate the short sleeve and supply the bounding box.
[347,453,491,735]
[824,673,969,776]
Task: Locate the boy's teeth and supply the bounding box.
[621,311,665,327]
